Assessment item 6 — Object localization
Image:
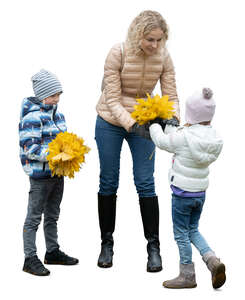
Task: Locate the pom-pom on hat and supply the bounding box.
[185,88,216,124]
[31,69,63,101]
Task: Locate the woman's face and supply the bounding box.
[140,28,164,56]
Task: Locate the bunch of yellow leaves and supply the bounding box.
[131,94,175,125]
[47,132,90,178]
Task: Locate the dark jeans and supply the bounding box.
[95,115,156,197]
[23,176,64,258]
[172,194,212,264]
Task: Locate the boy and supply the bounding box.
[149,88,226,289]
[19,69,78,276]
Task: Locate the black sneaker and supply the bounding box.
[44,249,79,265]
[23,255,50,276]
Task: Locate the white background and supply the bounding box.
[0,0,244,299]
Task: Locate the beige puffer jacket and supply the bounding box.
[96,43,180,131]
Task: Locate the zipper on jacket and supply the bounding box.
[139,54,146,96]
[52,107,63,133]
[43,162,46,171]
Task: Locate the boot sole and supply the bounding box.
[147,266,162,273]
[44,260,79,265]
[97,262,113,268]
[162,282,197,289]
[23,268,50,276]
[212,263,226,289]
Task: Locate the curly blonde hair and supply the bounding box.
[126,10,169,56]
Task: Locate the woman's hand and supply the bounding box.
[129,123,151,140]
[149,117,167,131]
[149,116,180,132]
[165,116,179,127]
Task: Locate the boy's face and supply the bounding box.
[42,92,61,105]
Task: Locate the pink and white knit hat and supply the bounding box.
[185,88,216,124]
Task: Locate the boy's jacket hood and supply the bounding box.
[184,125,223,165]
[20,97,56,119]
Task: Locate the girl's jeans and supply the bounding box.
[172,194,212,264]
[95,116,156,197]
[23,176,64,258]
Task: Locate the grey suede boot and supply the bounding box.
[203,253,226,289]
[163,263,197,289]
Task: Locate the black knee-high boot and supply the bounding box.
[139,196,162,272]
[97,193,117,268]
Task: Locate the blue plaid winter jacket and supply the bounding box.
[19,97,67,178]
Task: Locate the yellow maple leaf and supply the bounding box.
[47,132,90,178]
[131,94,175,125]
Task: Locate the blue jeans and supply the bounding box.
[172,194,212,264]
[95,116,156,197]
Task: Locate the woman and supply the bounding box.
[95,10,180,272]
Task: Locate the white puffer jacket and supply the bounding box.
[149,124,223,192]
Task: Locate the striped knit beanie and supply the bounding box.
[31,69,63,101]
